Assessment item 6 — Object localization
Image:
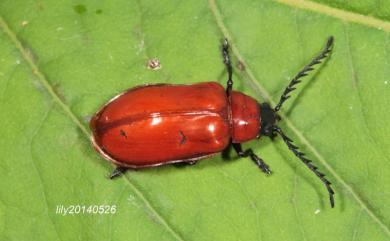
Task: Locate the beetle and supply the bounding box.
[90,37,335,207]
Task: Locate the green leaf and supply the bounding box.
[309,0,390,21]
[0,0,389,240]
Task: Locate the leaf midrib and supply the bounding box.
[275,0,390,32]
[2,0,390,238]
[208,0,390,237]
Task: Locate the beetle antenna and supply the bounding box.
[274,36,334,112]
[273,126,335,208]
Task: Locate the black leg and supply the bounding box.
[232,143,271,175]
[173,160,197,168]
[274,36,334,112]
[273,126,335,208]
[109,166,127,179]
[186,160,197,165]
[222,38,233,96]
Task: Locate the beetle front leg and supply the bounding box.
[109,166,128,179]
[222,39,233,96]
[232,143,271,175]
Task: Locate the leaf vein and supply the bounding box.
[28,105,63,241]
[351,209,364,241]
[0,66,18,104]
[292,170,308,241]
[217,167,264,241]
[274,0,390,32]
[343,24,390,170]
[208,0,390,237]
[0,14,184,241]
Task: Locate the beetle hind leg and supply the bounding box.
[109,166,128,179]
[232,143,272,175]
[173,160,197,168]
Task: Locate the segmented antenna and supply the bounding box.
[274,36,334,112]
[273,126,335,208]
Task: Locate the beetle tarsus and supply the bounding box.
[252,154,272,175]
[274,36,334,112]
[109,166,127,179]
[232,143,272,175]
[187,160,197,165]
[173,160,197,168]
[273,126,335,208]
[222,38,233,96]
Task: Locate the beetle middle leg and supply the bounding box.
[109,166,128,179]
[222,38,233,96]
[232,143,271,175]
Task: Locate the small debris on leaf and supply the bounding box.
[147,58,162,70]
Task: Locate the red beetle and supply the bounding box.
[90,37,335,207]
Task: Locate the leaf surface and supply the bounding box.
[0,0,389,240]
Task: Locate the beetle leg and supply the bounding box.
[173,161,197,168]
[186,160,197,165]
[109,166,128,179]
[222,38,233,96]
[232,143,271,175]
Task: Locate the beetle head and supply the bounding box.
[260,102,281,138]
